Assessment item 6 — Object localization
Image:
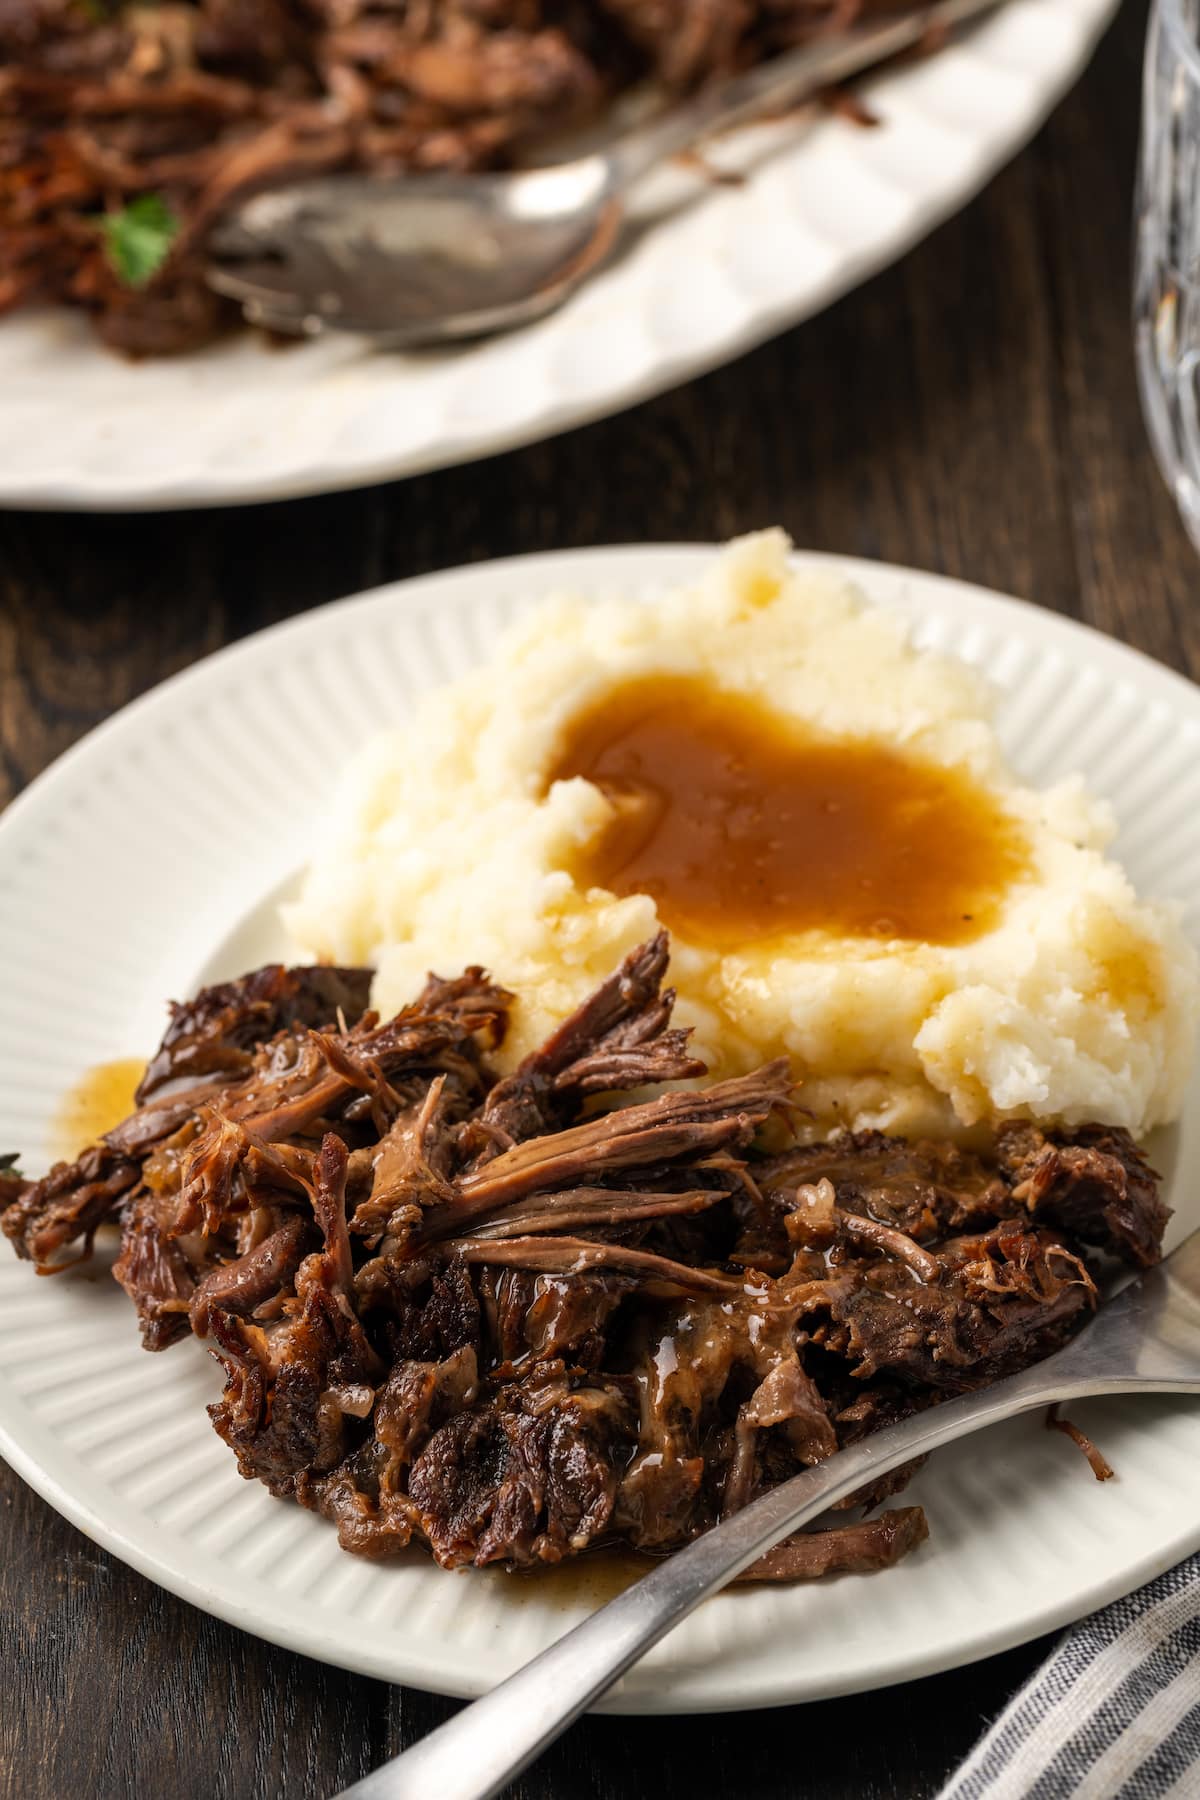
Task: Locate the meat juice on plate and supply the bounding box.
[52,1059,144,1166]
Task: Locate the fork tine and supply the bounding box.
[205,268,320,335]
[243,298,321,336]
[206,263,306,306]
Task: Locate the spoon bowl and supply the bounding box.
[208,160,620,344]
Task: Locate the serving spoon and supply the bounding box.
[208,0,1004,346]
[332,1226,1200,1800]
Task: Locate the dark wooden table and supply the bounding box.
[1,4,1195,1794]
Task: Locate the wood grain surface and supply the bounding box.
[0,4,1193,1795]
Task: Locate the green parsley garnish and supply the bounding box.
[101,194,180,289]
[0,1153,25,1183]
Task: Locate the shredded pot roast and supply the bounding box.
[1,934,1167,1578]
[1,0,916,356]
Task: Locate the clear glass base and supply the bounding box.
[1134,0,1200,551]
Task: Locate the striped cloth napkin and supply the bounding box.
[937,1552,1200,1799]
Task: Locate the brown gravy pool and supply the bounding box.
[51,1056,143,1162]
[547,675,1028,949]
[487,1547,653,1609]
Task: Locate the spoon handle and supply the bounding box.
[607,0,1006,188]
[334,1359,1070,1800]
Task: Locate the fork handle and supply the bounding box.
[606,0,1005,189]
[335,1360,1078,1800]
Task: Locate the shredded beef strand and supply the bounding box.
[1045,1403,1115,1481]
[735,1506,930,1581]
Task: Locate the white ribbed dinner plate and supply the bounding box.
[1,0,1116,512]
[2,546,1200,1711]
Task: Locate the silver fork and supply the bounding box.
[335,1227,1200,1800]
[207,0,1005,346]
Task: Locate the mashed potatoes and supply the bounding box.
[285,532,1198,1140]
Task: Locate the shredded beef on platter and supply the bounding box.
[3,0,939,357]
[1,933,1167,1583]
